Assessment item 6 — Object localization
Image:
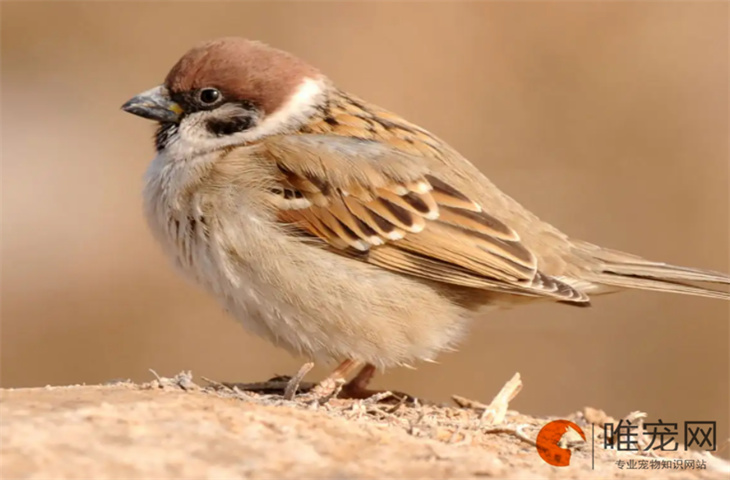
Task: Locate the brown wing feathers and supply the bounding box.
[264,135,589,304]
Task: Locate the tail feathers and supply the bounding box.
[596,269,730,300]
[602,261,730,285]
[575,242,730,300]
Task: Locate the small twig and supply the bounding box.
[451,395,487,410]
[452,373,522,426]
[480,373,522,425]
[365,404,403,424]
[284,362,314,400]
[362,391,395,405]
[385,394,408,414]
[483,424,537,447]
[201,376,229,390]
[230,385,255,401]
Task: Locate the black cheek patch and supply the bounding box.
[155,122,178,152]
[207,115,256,136]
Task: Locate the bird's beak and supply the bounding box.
[121,85,184,123]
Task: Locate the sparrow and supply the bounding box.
[122,37,729,398]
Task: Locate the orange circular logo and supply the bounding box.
[536,420,586,467]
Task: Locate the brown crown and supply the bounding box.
[164,37,321,115]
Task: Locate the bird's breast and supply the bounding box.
[143,152,220,285]
[141,150,297,326]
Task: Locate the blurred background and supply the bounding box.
[2,1,728,446]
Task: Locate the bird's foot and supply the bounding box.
[210,360,417,404]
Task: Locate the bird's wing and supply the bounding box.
[260,134,589,303]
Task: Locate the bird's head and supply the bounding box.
[122,37,327,154]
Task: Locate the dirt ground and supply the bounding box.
[1,372,728,480]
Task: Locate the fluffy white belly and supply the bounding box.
[143,153,470,367]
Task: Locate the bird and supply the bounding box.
[122,37,729,399]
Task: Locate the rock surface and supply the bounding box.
[1,374,727,479]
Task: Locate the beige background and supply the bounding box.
[2,1,728,445]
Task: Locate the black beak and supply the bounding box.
[121,85,183,123]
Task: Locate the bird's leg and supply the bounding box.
[310,361,408,401]
[209,360,414,403]
[339,363,415,403]
[309,359,364,398]
[309,361,417,403]
[311,361,381,400]
[339,363,378,399]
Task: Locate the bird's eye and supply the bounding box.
[198,88,221,105]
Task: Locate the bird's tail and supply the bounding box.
[573,241,730,300]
